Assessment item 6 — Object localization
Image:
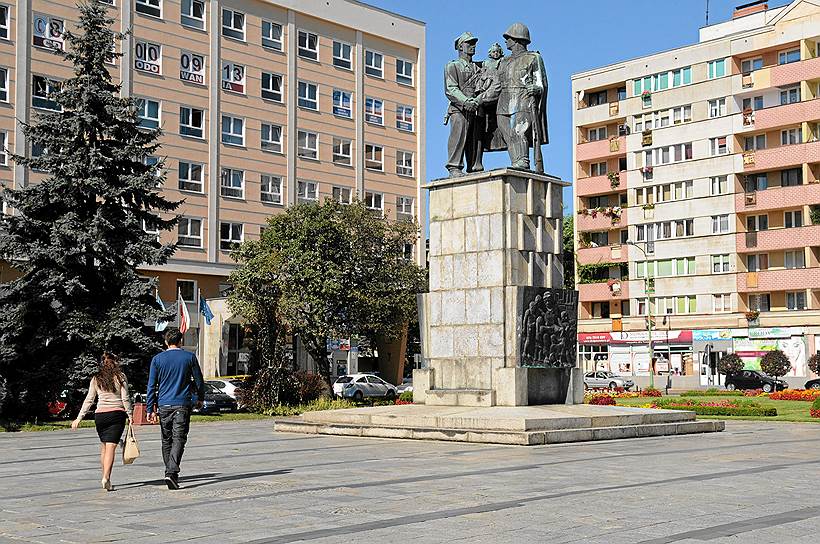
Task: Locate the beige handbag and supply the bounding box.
[122,420,140,465]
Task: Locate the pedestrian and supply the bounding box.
[146,328,205,490]
[71,352,132,491]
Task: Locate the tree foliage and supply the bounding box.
[717,353,744,376]
[808,353,820,376]
[760,350,792,380]
[562,214,574,289]
[0,3,178,420]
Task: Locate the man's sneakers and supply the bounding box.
[164,474,180,490]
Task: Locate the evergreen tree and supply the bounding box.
[0,2,179,420]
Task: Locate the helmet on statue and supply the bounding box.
[502,22,530,45]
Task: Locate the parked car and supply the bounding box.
[193,383,238,414]
[583,371,634,390]
[335,374,397,401]
[805,378,820,390]
[397,377,413,394]
[725,370,788,392]
[207,378,247,400]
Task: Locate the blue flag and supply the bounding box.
[199,295,214,326]
[154,292,169,332]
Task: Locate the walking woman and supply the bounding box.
[71,352,132,491]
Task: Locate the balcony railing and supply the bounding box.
[743,141,820,172]
[736,183,820,212]
[736,224,820,252]
[738,267,820,292]
[576,244,629,266]
[578,280,630,302]
[577,136,626,161]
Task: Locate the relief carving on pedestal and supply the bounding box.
[519,288,578,368]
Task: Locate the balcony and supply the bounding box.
[771,56,820,88]
[576,207,627,231]
[576,136,626,162]
[579,280,630,302]
[751,99,820,131]
[738,268,820,293]
[576,173,622,197]
[736,183,820,212]
[743,141,820,173]
[736,224,820,252]
[577,244,629,266]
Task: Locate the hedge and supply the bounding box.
[662,404,777,417]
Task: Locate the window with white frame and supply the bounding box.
[787,291,807,310]
[741,57,763,74]
[590,161,607,177]
[220,168,244,198]
[711,214,730,234]
[396,59,413,86]
[0,131,6,166]
[397,196,414,218]
[32,75,61,111]
[711,175,728,195]
[747,253,768,272]
[365,97,383,125]
[744,134,766,151]
[180,0,205,29]
[784,210,803,229]
[365,191,383,213]
[221,115,244,146]
[332,185,352,204]
[260,175,282,204]
[297,180,318,201]
[134,41,161,74]
[221,8,244,40]
[671,104,692,124]
[179,106,204,138]
[781,168,801,187]
[135,0,161,18]
[0,6,8,39]
[707,58,726,79]
[221,62,245,93]
[178,161,203,192]
[778,49,800,65]
[297,81,318,110]
[396,105,414,131]
[711,254,730,273]
[261,123,282,153]
[332,137,351,165]
[743,96,764,111]
[333,41,352,70]
[0,67,7,102]
[297,130,318,159]
[179,51,205,84]
[709,136,728,156]
[785,249,805,269]
[746,173,768,192]
[396,150,414,177]
[749,293,771,312]
[365,144,383,170]
[587,126,607,141]
[713,294,731,313]
[137,98,160,129]
[297,30,318,60]
[177,217,202,248]
[332,89,352,118]
[365,50,383,78]
[262,20,282,50]
[746,214,768,232]
[781,128,802,145]
[220,222,243,250]
[635,257,696,279]
[633,66,691,95]
[261,72,283,102]
[708,97,726,118]
[780,86,800,105]
[177,279,197,302]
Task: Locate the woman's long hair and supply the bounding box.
[95,352,125,393]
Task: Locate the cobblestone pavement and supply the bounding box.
[1,419,820,543]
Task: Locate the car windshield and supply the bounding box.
[205,383,221,394]
[335,376,353,384]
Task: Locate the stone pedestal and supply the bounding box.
[415,168,580,407]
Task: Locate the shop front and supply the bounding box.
[577,331,694,378]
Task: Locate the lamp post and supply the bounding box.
[627,240,654,389]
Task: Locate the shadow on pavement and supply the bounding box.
[116,469,293,490]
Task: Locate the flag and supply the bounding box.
[154,291,168,332]
[199,295,214,326]
[178,289,190,334]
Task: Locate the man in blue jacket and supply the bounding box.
[146,328,205,489]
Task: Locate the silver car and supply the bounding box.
[335,374,397,401]
[584,371,634,390]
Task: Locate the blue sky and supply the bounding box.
[368,0,789,212]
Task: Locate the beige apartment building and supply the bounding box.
[572,0,820,388]
[0,0,425,375]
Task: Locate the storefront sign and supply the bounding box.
[693,329,732,341]
[747,327,801,339]
[578,330,692,345]
[734,336,806,376]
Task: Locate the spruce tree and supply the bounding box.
[0,2,179,420]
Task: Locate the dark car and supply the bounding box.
[193,383,238,414]
[725,370,788,393]
[805,379,820,390]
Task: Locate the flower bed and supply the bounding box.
[584,393,616,405]
[647,398,777,416]
[768,389,820,401]
[642,387,662,397]
[743,389,767,397]
[681,389,744,397]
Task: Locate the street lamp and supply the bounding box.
[626,240,655,389]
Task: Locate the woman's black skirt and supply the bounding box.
[94,410,127,443]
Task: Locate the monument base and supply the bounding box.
[273,404,724,446]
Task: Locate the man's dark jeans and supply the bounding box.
[158,406,191,477]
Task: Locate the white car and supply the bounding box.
[583,371,634,390]
[207,379,247,400]
[333,374,397,401]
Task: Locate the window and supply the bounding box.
[332,137,351,165]
[709,137,728,156]
[177,280,198,303]
[588,90,608,106]
[396,105,414,132]
[365,191,383,213]
[365,144,383,170]
[588,231,608,247]
[677,295,697,315]
[744,134,766,151]
[616,87,626,101]
[134,41,161,74]
[0,67,7,102]
[179,106,203,138]
[708,98,726,118]
[397,196,414,218]
[781,168,801,187]
[221,62,245,93]
[332,186,352,204]
[32,76,61,111]
[707,59,725,79]
[177,218,202,248]
[746,214,768,232]
[260,175,282,204]
[297,30,318,60]
[135,0,161,18]
[396,150,414,177]
[590,162,607,177]
[0,131,6,165]
[746,173,768,192]
[749,294,770,312]
[178,161,203,193]
[781,128,802,145]
[780,86,800,105]
[179,51,205,84]
[587,126,607,141]
[591,301,610,318]
[221,8,244,40]
[747,253,769,272]
[262,20,283,50]
[787,291,807,310]
[741,57,763,74]
[297,130,318,159]
[261,72,283,102]
[712,254,730,273]
[743,96,764,111]
[365,97,383,125]
[365,50,383,78]
[297,81,318,110]
[332,89,352,118]
[332,41,352,70]
[0,5,8,39]
[672,105,692,124]
[396,59,413,86]
[784,210,803,229]
[710,175,728,195]
[137,98,160,129]
[221,115,244,146]
[220,222,243,250]
[220,168,244,198]
[181,0,204,29]
[297,180,318,201]
[785,249,805,269]
[261,123,282,153]
[778,49,800,65]
[711,214,730,234]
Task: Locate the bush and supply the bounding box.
[642,387,662,397]
[295,371,330,403]
[663,404,777,417]
[811,397,820,418]
[586,394,616,406]
[760,350,792,380]
[808,353,820,376]
[717,353,744,376]
[399,391,413,402]
[265,397,356,417]
[240,364,300,412]
[681,389,744,397]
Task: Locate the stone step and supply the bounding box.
[425,388,495,407]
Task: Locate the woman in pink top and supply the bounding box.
[72,352,132,491]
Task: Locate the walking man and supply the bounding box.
[146,328,205,489]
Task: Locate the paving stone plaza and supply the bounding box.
[2,420,820,543]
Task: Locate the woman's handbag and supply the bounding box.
[122,420,140,465]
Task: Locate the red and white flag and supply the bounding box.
[178,289,190,334]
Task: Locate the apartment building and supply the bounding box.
[1,0,425,374]
[571,0,820,387]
